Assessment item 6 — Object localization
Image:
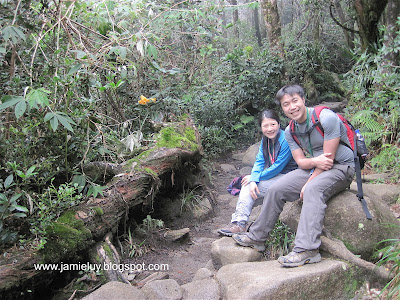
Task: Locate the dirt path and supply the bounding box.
[129,151,245,286]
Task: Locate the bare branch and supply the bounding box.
[329,2,359,34]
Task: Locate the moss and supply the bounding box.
[143,167,158,177]
[92,206,104,216]
[184,127,196,143]
[102,243,114,259]
[39,210,92,263]
[157,126,198,151]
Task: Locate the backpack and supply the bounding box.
[289,106,372,220]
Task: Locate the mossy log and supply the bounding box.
[0,116,203,298]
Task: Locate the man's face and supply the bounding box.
[280,93,307,123]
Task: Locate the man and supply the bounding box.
[232,84,355,267]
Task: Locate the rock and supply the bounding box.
[216,259,362,300]
[220,164,236,173]
[192,267,213,281]
[280,187,400,260]
[318,101,345,112]
[164,228,190,242]
[141,279,182,300]
[242,142,260,167]
[181,278,220,300]
[232,152,244,161]
[136,272,170,288]
[204,259,216,272]
[356,182,400,205]
[239,166,252,176]
[362,173,392,182]
[82,281,146,300]
[193,198,214,220]
[211,237,263,269]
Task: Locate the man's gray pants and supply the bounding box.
[246,164,355,252]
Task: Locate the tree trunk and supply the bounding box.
[260,0,284,58]
[0,117,203,299]
[354,0,388,53]
[383,0,400,66]
[230,0,240,39]
[254,5,263,47]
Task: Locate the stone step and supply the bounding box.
[216,259,359,300]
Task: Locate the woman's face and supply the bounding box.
[261,117,280,140]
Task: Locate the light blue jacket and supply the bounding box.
[249,129,297,183]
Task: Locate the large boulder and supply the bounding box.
[216,259,362,300]
[242,142,260,167]
[82,281,146,300]
[141,279,182,300]
[211,237,263,269]
[280,185,400,260]
[180,278,220,300]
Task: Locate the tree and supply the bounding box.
[230,0,240,38]
[260,0,284,58]
[253,5,263,46]
[353,0,388,52]
[383,0,400,66]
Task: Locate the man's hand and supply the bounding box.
[241,175,251,186]
[249,182,259,200]
[312,153,333,170]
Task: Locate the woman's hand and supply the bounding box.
[249,181,259,200]
[241,175,251,186]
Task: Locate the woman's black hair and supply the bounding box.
[259,109,280,168]
[259,109,280,126]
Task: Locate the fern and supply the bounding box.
[352,110,384,132]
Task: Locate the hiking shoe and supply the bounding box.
[217,223,246,237]
[232,234,266,252]
[278,250,321,267]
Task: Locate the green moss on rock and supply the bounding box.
[39,210,92,263]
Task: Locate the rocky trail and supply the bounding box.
[122,150,249,286]
[69,143,400,300]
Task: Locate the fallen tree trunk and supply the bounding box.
[0,116,203,299]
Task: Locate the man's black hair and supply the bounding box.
[275,85,305,104]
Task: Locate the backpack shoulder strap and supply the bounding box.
[289,120,302,148]
[311,106,329,137]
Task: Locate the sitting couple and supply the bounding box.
[218,84,355,267]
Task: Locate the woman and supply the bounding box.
[218,109,297,236]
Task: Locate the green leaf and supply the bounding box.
[57,114,74,132]
[0,96,24,111]
[25,166,37,178]
[72,175,86,193]
[14,205,28,212]
[1,26,26,44]
[67,63,82,75]
[50,115,59,131]
[44,112,54,122]
[87,185,106,198]
[247,2,260,9]
[13,213,27,218]
[70,50,88,59]
[147,44,158,59]
[14,99,27,119]
[4,175,13,189]
[9,193,22,204]
[27,88,50,108]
